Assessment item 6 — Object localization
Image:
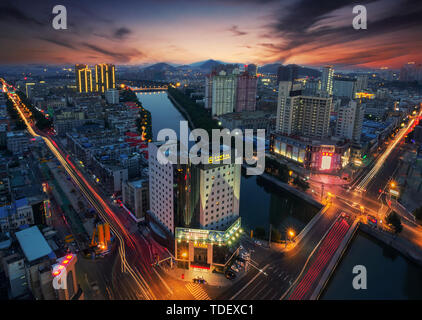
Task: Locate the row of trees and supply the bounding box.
[16,91,52,130]
[386,211,403,234]
[167,87,220,135]
[6,97,26,130]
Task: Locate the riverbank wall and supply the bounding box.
[359,223,422,266]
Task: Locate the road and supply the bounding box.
[1,79,168,300]
[218,108,422,300]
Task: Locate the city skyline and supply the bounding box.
[0,0,422,69]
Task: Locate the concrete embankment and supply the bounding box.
[310,219,360,300]
[311,221,422,299]
[359,223,422,266]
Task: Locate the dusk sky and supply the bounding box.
[0,0,421,69]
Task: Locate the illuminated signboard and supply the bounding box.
[320,152,332,170]
[208,153,230,164]
[175,217,241,244]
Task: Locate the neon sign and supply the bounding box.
[208,153,230,164]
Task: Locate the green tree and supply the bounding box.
[386,211,403,234]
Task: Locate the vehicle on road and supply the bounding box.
[230,265,239,272]
[225,270,236,280]
[367,215,378,226]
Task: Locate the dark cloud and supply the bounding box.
[0,3,43,26]
[228,25,247,36]
[81,42,144,62]
[264,0,422,65]
[39,37,76,50]
[113,27,132,39]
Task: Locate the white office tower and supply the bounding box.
[333,78,356,99]
[105,88,119,104]
[276,81,332,139]
[211,70,237,116]
[335,100,364,143]
[148,141,241,235]
[204,75,213,109]
[321,65,334,95]
[355,75,369,92]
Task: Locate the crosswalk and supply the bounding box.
[185,283,211,300]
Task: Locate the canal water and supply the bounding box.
[136,91,189,140]
[136,92,319,238]
[321,230,422,299]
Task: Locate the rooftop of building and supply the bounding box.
[219,110,275,120]
[15,226,55,263]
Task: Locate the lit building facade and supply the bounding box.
[75,64,93,93]
[148,141,242,271]
[270,133,350,173]
[95,64,116,93]
[321,65,334,95]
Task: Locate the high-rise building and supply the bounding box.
[321,65,334,95]
[247,64,257,76]
[75,64,93,93]
[400,62,422,82]
[122,178,149,222]
[303,78,321,96]
[355,74,369,91]
[105,88,119,104]
[333,77,356,99]
[148,141,242,270]
[335,100,364,143]
[235,71,257,112]
[204,74,213,109]
[276,81,332,139]
[148,141,240,234]
[211,70,237,116]
[277,64,298,84]
[95,63,116,93]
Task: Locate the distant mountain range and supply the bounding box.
[139,60,321,77]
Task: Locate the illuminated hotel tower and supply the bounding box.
[95,64,116,93]
[321,65,334,95]
[75,64,93,93]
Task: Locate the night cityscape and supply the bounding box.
[1,0,422,314]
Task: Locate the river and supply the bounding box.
[321,230,422,299]
[136,92,319,238]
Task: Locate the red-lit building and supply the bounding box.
[269,132,350,173]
